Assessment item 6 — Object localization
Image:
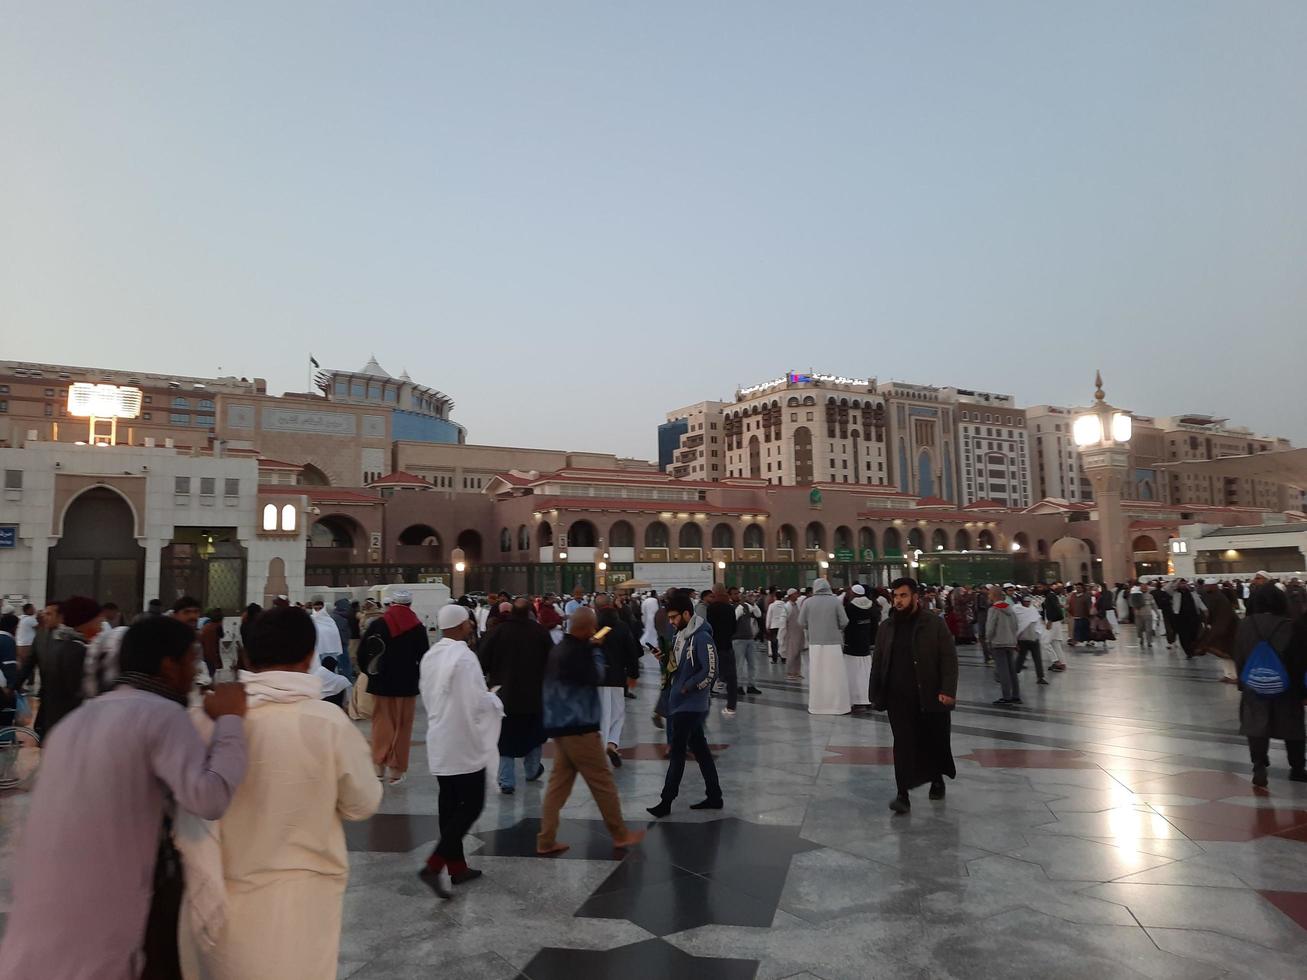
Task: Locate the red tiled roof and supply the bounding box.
[257,458,302,470]
[963,499,1006,510]
[916,496,951,507]
[260,485,381,505]
[530,496,767,517]
[367,471,431,488]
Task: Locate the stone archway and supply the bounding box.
[47,487,146,613]
[1050,537,1093,583]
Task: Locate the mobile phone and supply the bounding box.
[593,626,612,641]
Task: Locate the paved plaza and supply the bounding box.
[5,626,1307,979]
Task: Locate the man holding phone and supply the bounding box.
[647,591,723,818]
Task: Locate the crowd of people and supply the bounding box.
[2,568,1306,978]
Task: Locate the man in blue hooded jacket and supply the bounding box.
[648,591,724,817]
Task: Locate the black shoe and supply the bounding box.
[1253,764,1269,788]
[526,765,545,782]
[1290,768,1307,783]
[624,691,637,700]
[770,656,779,664]
[450,868,483,886]
[929,780,945,801]
[499,785,514,795]
[889,794,911,815]
[606,746,623,768]
[418,866,452,899]
[746,685,762,695]
[993,698,1012,705]
[647,800,672,818]
[1010,698,1023,705]
[737,686,746,695]
[780,657,787,664]
[689,798,724,810]
[1037,679,1049,685]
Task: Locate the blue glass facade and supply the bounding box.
[392,410,463,444]
[658,419,688,471]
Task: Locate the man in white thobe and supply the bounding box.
[798,579,851,715]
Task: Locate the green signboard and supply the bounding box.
[834,548,855,562]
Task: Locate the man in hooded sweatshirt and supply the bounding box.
[985,586,1022,705]
[359,590,428,785]
[417,604,504,898]
[842,584,879,712]
[647,591,723,818]
[798,578,850,715]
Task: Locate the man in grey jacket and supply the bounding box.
[984,586,1022,705]
[798,579,850,714]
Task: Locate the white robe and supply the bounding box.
[640,595,661,649]
[420,638,504,776]
[808,644,852,714]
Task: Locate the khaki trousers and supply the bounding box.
[370,695,416,773]
[537,732,629,849]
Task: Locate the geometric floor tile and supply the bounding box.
[958,748,1098,769]
[1130,769,1267,801]
[1150,800,1307,843]
[473,817,632,861]
[344,812,440,853]
[540,741,731,761]
[821,745,896,765]
[520,938,758,980]
[1258,890,1307,933]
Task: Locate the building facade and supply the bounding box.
[665,400,727,480]
[949,388,1032,508]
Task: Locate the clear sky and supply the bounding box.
[4,2,1305,458]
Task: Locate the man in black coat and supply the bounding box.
[842,584,879,714]
[594,594,642,767]
[479,598,553,794]
[703,584,739,717]
[871,577,959,815]
[359,591,429,785]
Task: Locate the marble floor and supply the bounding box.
[5,628,1307,979]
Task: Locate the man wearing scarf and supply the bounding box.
[0,616,248,980]
[647,591,723,818]
[178,606,381,979]
[359,590,428,785]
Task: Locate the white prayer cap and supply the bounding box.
[786,588,799,596]
[437,604,470,629]
[391,589,414,605]
[851,585,866,596]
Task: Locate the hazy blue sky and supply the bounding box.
[4,3,1305,458]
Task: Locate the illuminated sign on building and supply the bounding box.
[738,372,871,399]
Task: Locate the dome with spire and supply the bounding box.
[359,354,391,379]
[399,368,412,382]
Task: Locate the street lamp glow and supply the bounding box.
[1111,411,1132,443]
[454,560,466,573]
[597,561,608,571]
[716,560,726,570]
[1011,541,1021,552]
[1072,413,1102,448]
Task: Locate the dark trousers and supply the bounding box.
[660,711,722,803]
[1015,639,1044,681]
[719,646,738,710]
[768,629,780,661]
[1248,737,1306,770]
[432,770,486,866]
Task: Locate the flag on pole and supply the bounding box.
[310,354,320,368]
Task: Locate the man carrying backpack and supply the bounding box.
[1232,584,1306,788]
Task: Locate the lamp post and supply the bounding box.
[1073,372,1133,585]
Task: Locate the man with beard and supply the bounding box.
[871,578,959,815]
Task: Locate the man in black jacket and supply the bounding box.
[703,584,739,718]
[359,591,429,785]
[871,578,959,815]
[842,584,879,714]
[594,594,642,767]
[479,598,552,794]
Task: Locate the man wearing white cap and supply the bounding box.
[842,585,879,712]
[417,603,503,899]
[359,589,429,785]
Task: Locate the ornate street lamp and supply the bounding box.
[1073,372,1133,584]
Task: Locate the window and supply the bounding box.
[224,478,240,496]
[281,504,297,532]
[44,403,53,417]
[175,477,191,494]
[196,399,214,411]
[368,382,381,400]
[170,413,189,425]
[142,411,151,420]
[350,381,365,398]
[44,387,54,397]
[0,385,7,394]
[383,387,398,403]
[200,478,216,496]
[806,412,814,421]
[262,503,278,531]
[4,469,21,490]
[194,416,215,427]
[790,413,797,422]
[172,396,189,408]
[334,381,349,398]
[0,400,7,413]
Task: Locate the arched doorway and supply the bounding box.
[310,515,361,550]
[644,522,669,549]
[977,529,996,551]
[1012,532,1030,553]
[47,487,146,614]
[1037,538,1049,559]
[566,520,597,548]
[805,522,825,552]
[954,529,971,551]
[793,427,814,484]
[399,524,439,546]
[499,527,512,553]
[517,525,530,551]
[678,523,703,550]
[883,527,902,556]
[931,528,949,551]
[456,529,483,562]
[834,525,853,553]
[538,521,554,547]
[858,527,876,557]
[609,521,635,548]
[777,524,798,551]
[1050,537,1094,583]
[743,524,765,550]
[907,527,925,552]
[711,523,735,550]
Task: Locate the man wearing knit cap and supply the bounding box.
[417,603,503,898]
[32,595,102,738]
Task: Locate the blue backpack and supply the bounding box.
[1239,620,1290,698]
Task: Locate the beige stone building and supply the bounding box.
[664,400,728,480]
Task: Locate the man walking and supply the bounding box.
[704,584,740,717]
[799,579,850,715]
[418,604,504,898]
[766,588,789,665]
[985,586,1023,705]
[536,608,644,856]
[842,584,879,712]
[479,597,552,794]
[871,578,958,814]
[33,596,101,738]
[15,602,37,668]
[731,587,763,697]
[647,592,723,817]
